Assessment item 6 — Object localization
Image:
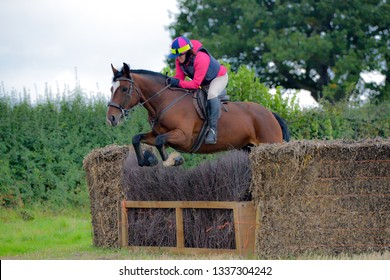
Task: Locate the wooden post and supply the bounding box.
[234,202,256,255]
[118,200,129,247]
[176,208,184,248]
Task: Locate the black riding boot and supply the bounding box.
[205,97,221,144]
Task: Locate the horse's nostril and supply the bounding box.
[107,115,116,126]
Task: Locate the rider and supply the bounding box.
[167,36,228,145]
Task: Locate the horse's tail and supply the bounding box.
[272,112,290,142]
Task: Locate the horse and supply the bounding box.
[107,63,289,167]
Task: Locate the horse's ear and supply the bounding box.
[122,62,131,77]
[111,64,118,75]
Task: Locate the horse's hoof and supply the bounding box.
[173,156,184,166]
[147,156,158,167]
[163,152,184,167]
[143,150,158,167]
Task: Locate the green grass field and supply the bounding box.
[1,207,389,260]
[0,207,93,259]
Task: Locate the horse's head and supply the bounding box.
[107,63,140,126]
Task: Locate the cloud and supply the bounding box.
[0,0,178,99]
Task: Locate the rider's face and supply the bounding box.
[178,53,186,63]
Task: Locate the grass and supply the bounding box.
[0,207,92,258]
[1,207,389,260]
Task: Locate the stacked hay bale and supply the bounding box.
[250,138,390,258]
[83,145,131,247]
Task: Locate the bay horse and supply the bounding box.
[107,63,289,167]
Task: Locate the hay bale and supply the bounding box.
[250,138,390,259]
[83,144,131,247]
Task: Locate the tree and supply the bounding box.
[168,0,389,103]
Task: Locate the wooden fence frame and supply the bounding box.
[118,200,258,255]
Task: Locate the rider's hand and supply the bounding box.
[167,77,180,87]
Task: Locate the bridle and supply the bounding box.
[107,76,139,118]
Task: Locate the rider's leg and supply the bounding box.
[205,73,228,144]
[205,97,221,144]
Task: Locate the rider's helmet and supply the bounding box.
[168,36,193,59]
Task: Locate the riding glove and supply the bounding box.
[167,77,180,87]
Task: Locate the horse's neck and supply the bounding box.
[136,76,177,116]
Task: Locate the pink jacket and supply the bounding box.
[174,40,227,89]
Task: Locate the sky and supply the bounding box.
[0,0,179,101]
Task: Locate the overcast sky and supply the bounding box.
[0,0,178,100]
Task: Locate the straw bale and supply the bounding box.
[83,144,132,247]
[250,138,390,259]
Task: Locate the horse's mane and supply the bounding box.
[113,66,167,83]
[131,69,166,79]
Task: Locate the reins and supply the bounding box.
[139,84,171,108]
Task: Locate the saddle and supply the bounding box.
[190,88,229,152]
[192,87,229,120]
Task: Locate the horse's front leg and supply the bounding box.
[155,128,188,167]
[132,132,159,167]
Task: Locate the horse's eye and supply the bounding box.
[122,87,128,92]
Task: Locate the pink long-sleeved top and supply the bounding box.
[173,40,227,89]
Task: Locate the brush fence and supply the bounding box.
[83,139,390,258]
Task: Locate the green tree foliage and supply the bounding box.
[169,0,390,103]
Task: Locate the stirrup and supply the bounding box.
[205,129,217,144]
